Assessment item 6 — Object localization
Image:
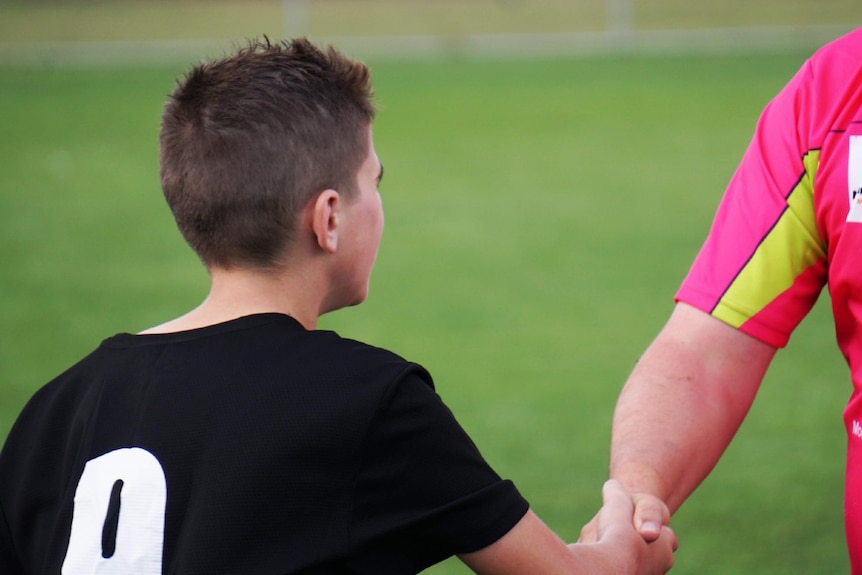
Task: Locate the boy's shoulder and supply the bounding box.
[21,314,433,419]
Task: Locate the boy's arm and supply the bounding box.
[459,480,676,575]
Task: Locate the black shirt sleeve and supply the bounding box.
[0,502,25,575]
[347,370,529,572]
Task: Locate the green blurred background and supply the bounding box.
[0,1,858,573]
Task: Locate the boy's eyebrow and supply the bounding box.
[377,164,384,184]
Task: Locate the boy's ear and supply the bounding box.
[311,189,340,254]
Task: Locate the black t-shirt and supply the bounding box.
[0,314,528,574]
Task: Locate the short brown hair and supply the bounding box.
[159,38,376,269]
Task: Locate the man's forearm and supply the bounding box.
[609,303,776,512]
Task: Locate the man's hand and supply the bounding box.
[631,492,671,542]
[579,489,671,544]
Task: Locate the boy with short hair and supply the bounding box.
[0,38,676,574]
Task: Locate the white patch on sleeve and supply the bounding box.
[847,135,862,222]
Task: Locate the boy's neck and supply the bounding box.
[140,265,323,334]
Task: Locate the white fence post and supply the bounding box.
[606,0,634,34]
[282,0,309,39]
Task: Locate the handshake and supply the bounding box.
[459,478,677,575]
[575,480,677,575]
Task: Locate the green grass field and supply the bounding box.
[0,43,853,575]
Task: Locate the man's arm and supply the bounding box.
[609,302,776,537]
[459,480,677,575]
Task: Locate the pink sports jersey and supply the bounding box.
[676,27,862,571]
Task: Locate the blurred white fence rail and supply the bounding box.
[0,0,857,67]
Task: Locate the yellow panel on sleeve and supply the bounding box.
[713,150,826,328]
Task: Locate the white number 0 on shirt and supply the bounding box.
[61,447,166,574]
